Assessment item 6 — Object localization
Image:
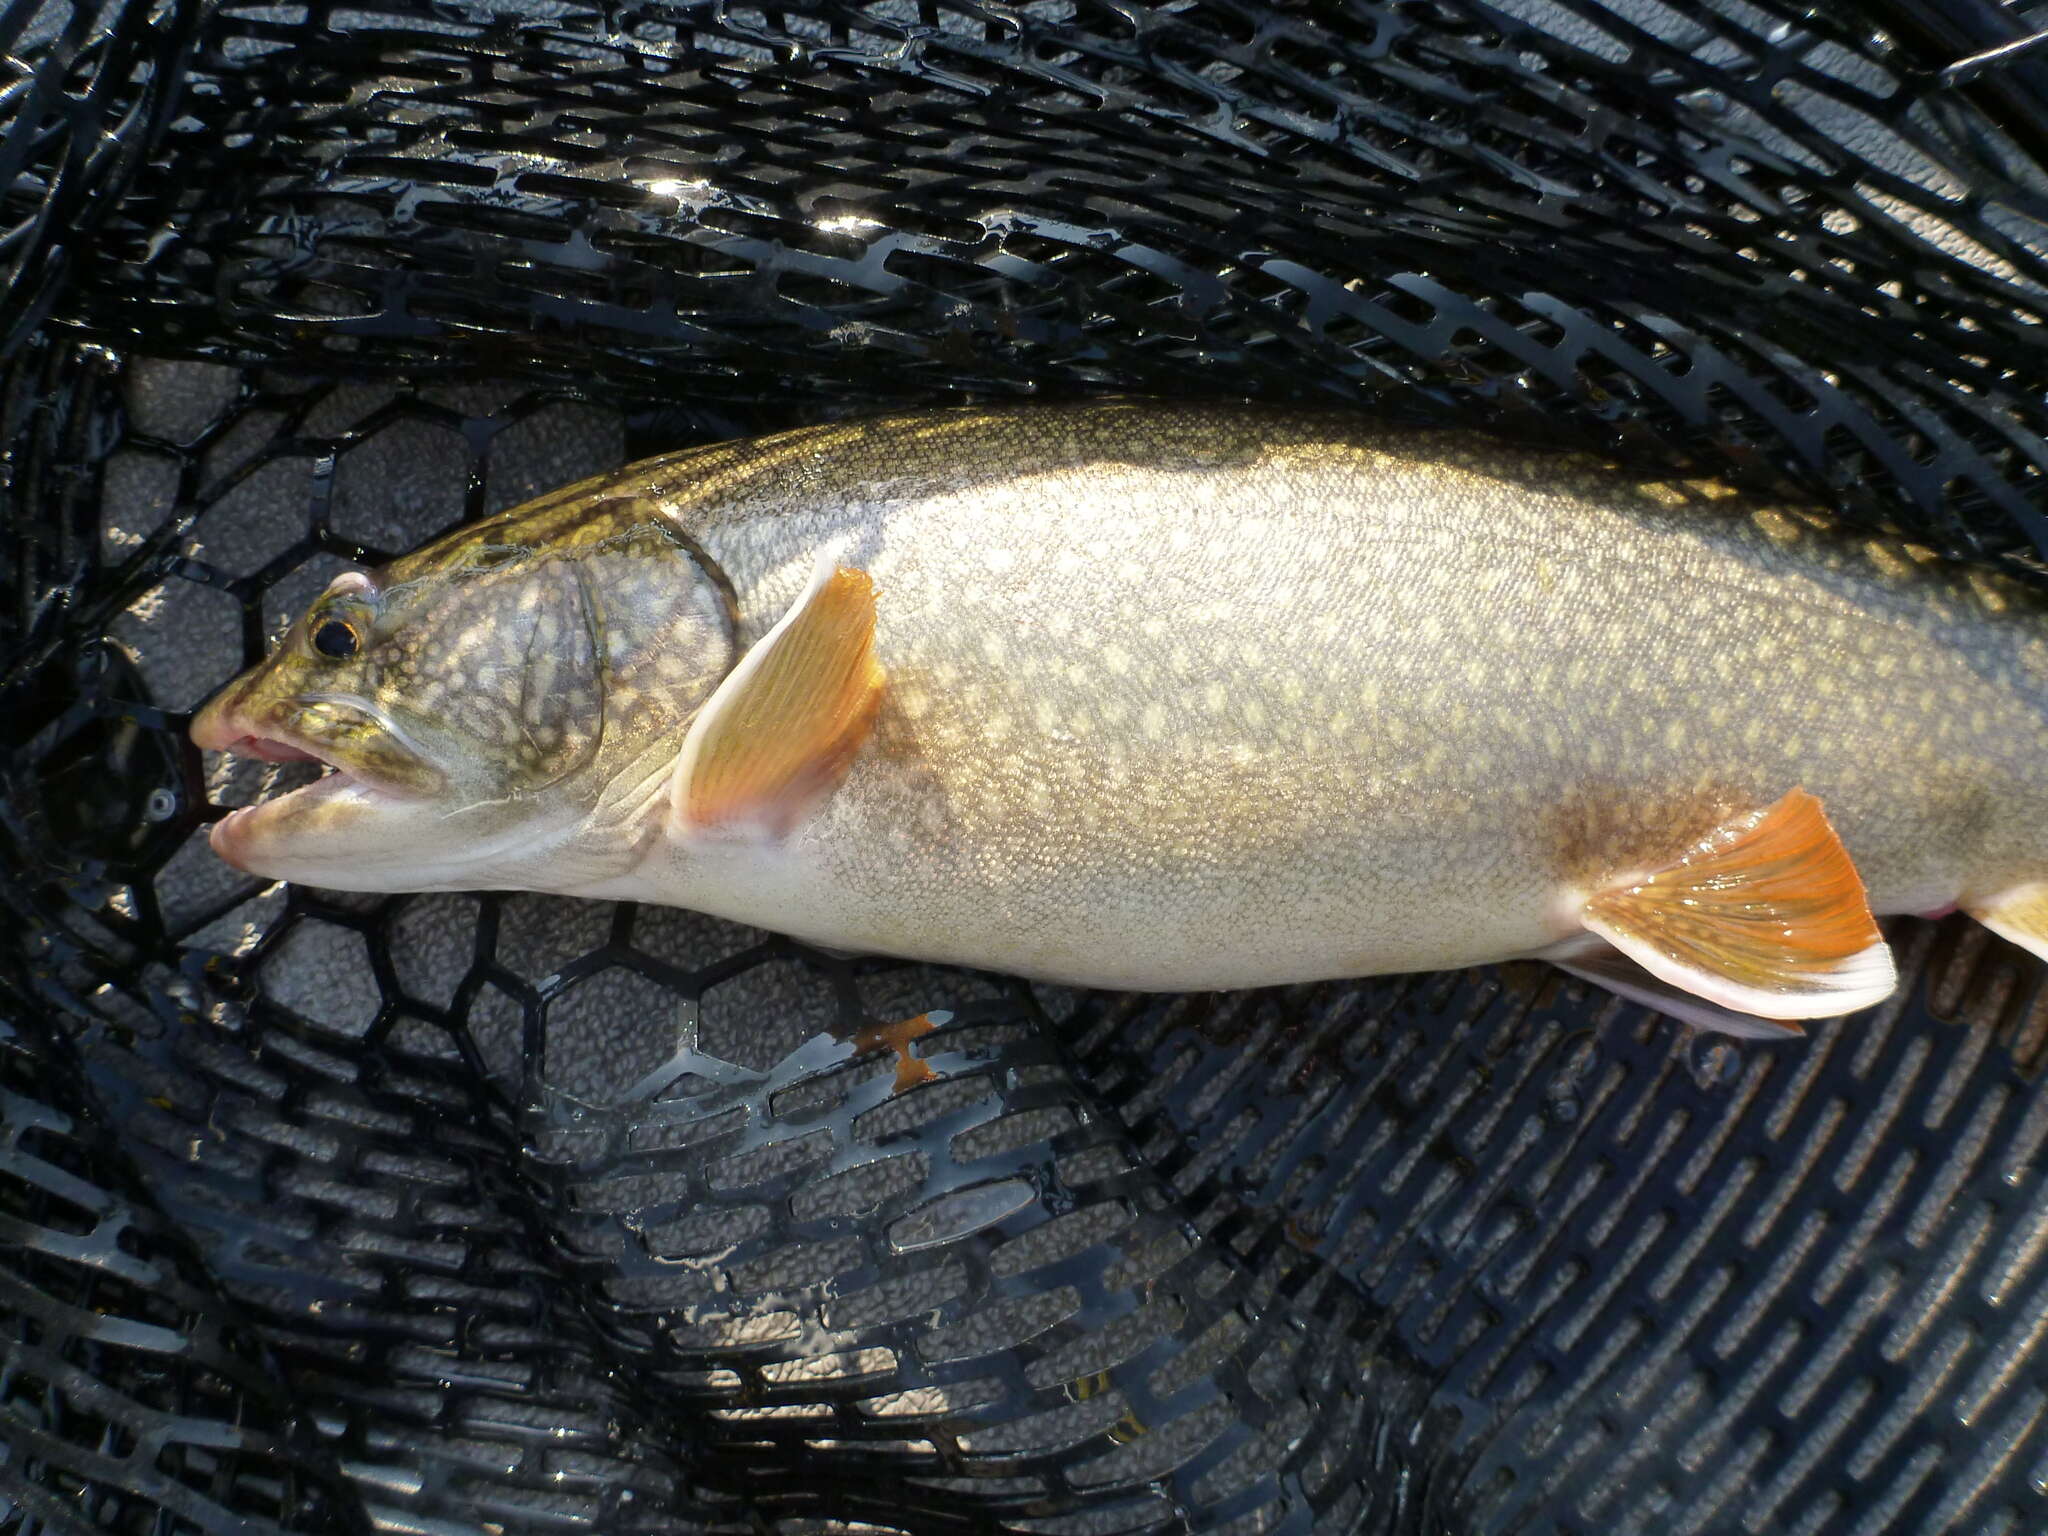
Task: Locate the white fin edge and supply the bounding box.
[1537,937,1806,1040]
[669,539,849,838]
[1581,914,1897,1021]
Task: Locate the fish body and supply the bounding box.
[193,402,2048,1028]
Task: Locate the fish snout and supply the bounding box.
[189,685,250,756]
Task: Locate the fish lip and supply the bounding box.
[198,711,421,874]
[208,767,368,869]
[193,707,421,804]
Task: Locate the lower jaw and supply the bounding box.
[209,802,280,872]
[207,772,373,872]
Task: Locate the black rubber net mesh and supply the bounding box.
[4,1,2048,1533]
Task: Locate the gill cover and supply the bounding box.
[376,505,740,798]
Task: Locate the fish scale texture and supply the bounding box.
[2,2,2047,1535]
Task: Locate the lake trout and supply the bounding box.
[190,401,2048,1037]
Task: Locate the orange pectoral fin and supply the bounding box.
[671,552,885,837]
[1967,883,2048,963]
[1580,788,1897,1021]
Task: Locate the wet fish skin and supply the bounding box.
[192,401,2048,1003]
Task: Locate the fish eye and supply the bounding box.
[312,618,361,659]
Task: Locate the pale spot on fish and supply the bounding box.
[1865,541,1913,582]
[984,546,1015,574]
[1140,703,1167,740]
[1753,509,1800,545]
[1968,570,2010,612]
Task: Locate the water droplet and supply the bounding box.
[1689,1037,1744,1090]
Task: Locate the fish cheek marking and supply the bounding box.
[582,496,740,638]
[391,557,604,791]
[511,562,604,788]
[570,516,742,772]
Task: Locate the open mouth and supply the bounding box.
[193,716,402,859]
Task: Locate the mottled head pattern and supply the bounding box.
[371,545,609,793]
[194,491,736,891]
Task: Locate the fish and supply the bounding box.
[189,400,2048,1038]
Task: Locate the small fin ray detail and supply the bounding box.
[1580,787,1896,1021]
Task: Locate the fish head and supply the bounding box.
[191,496,736,892]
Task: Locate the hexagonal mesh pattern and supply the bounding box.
[3,2,2048,1535]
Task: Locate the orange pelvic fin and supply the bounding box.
[1579,788,1897,1021]
[671,548,885,837]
